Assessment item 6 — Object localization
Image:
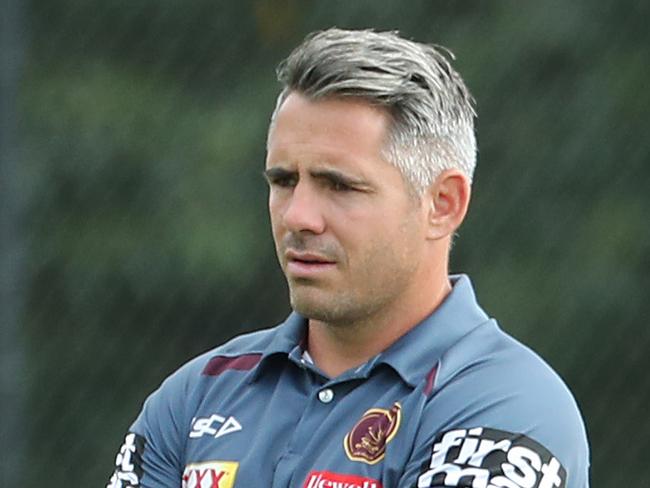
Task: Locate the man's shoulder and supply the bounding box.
[436,319,585,428]
[426,319,589,483]
[171,323,283,383]
[130,322,285,425]
[437,318,574,396]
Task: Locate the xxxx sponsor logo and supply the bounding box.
[182,461,238,488]
[303,470,382,488]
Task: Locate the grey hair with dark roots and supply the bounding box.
[269,28,477,195]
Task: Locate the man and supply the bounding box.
[108,28,590,488]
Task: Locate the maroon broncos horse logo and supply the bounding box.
[344,403,401,464]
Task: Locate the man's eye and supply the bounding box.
[330,180,353,192]
[271,176,297,188]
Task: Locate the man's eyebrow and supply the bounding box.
[309,168,367,186]
[263,167,295,181]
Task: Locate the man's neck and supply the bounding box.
[306,276,452,378]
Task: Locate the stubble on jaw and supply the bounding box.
[285,227,421,331]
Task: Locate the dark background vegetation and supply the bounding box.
[1,0,648,486]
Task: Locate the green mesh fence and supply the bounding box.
[2,1,648,486]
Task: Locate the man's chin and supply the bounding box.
[290,296,326,320]
[289,288,361,325]
[289,290,336,322]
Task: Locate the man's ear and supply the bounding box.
[425,169,471,240]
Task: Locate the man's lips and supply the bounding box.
[285,249,337,277]
[285,249,335,264]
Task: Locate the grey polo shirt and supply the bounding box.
[107,274,590,488]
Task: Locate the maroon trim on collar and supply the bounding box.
[424,364,438,396]
[202,353,263,376]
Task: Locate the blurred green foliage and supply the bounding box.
[13,0,649,485]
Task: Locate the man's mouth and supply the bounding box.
[285,250,337,277]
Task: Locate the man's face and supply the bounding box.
[265,92,429,325]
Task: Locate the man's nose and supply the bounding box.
[282,182,326,234]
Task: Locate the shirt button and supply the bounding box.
[318,388,334,403]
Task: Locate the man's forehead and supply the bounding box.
[270,93,389,138]
[266,93,391,170]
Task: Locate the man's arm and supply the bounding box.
[106,366,193,487]
[396,355,590,487]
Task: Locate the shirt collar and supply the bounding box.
[264,311,306,356]
[252,274,489,386]
[248,312,307,382]
[373,274,490,387]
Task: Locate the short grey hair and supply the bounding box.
[270,28,477,194]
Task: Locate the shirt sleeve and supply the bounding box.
[106,365,195,488]
[396,359,590,488]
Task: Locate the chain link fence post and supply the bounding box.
[0,0,28,484]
